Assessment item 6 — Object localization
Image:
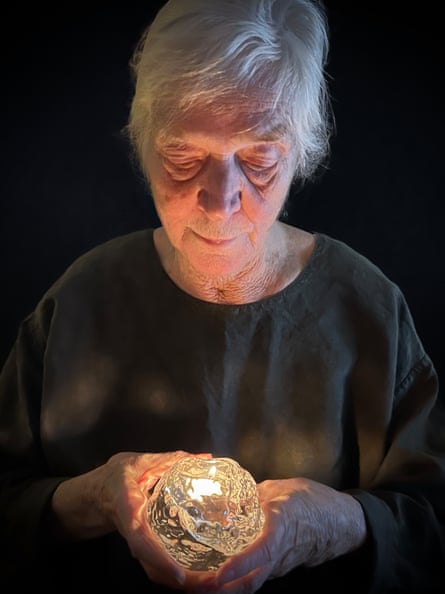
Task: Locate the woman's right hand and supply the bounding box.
[50,450,215,590]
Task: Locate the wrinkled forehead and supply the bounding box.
[154,96,290,143]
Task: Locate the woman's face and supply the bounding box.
[145,103,297,279]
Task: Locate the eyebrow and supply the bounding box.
[158,135,286,150]
[157,120,289,145]
[251,122,290,142]
[159,140,207,155]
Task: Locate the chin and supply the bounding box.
[189,252,248,280]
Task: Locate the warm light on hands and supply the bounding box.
[100,450,214,589]
[211,477,367,594]
[146,457,265,572]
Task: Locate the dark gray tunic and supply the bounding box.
[1,229,444,593]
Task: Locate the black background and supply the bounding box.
[1,1,444,392]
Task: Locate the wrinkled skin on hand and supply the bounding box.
[102,450,222,591]
[197,477,368,594]
[51,450,217,591]
[53,459,367,593]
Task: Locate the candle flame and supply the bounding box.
[187,478,222,501]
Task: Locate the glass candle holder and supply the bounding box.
[146,456,265,571]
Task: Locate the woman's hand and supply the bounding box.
[209,477,367,594]
[51,450,216,590]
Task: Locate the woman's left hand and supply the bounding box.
[204,477,367,594]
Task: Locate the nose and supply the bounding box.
[197,157,241,220]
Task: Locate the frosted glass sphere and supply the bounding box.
[146,456,265,571]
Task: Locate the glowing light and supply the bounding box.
[187,478,222,501]
[146,456,265,571]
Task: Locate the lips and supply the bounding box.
[192,231,238,245]
[202,237,235,245]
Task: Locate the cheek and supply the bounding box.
[147,151,194,204]
[244,181,290,223]
[150,173,196,214]
[151,184,199,243]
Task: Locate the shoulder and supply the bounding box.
[297,232,432,389]
[13,229,159,353]
[47,228,156,294]
[313,231,426,355]
[309,231,421,334]
[314,232,401,300]
[32,229,163,320]
[26,228,165,341]
[64,228,155,272]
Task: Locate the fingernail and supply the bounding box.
[217,568,235,585]
[175,570,186,585]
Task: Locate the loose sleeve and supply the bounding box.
[0,298,68,571]
[347,295,445,593]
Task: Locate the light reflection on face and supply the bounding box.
[145,102,297,279]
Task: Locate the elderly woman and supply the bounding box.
[0,1,444,593]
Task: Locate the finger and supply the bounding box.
[215,521,278,586]
[130,520,186,584]
[139,558,185,589]
[142,475,159,492]
[216,549,265,587]
[182,569,219,592]
[136,451,212,486]
[214,565,270,594]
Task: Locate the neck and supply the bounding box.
[172,256,277,304]
[154,223,314,305]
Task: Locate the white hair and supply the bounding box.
[126,0,332,181]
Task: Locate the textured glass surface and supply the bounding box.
[146,457,265,571]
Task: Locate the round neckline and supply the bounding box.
[149,228,327,310]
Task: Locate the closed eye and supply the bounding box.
[240,161,278,185]
[163,157,204,181]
